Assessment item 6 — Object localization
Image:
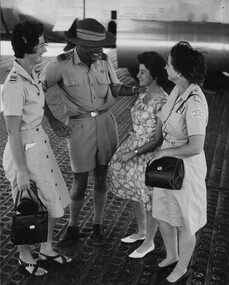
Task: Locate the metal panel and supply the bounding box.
[117,20,229,72]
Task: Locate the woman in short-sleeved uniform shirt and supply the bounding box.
[152,83,208,234]
[150,42,208,284]
[2,21,71,276]
[3,61,70,217]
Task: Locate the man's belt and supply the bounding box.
[69,109,108,120]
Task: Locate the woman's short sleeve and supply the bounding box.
[186,95,208,136]
[2,82,24,116]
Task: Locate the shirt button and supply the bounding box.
[46,155,49,158]
[55,183,57,186]
[36,128,39,131]
[51,169,53,172]
[37,93,40,96]
[44,140,47,143]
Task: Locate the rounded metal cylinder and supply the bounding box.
[117,20,229,72]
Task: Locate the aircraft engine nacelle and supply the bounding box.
[117,20,229,73]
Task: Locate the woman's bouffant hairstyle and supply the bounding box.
[170,41,207,84]
[137,51,168,87]
[11,21,44,58]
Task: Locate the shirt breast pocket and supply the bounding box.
[94,73,110,98]
[170,112,184,126]
[95,72,110,85]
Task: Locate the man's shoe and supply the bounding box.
[58,225,79,247]
[91,224,105,245]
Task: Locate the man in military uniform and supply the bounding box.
[43,18,145,246]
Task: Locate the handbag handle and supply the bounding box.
[14,180,47,213]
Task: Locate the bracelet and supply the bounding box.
[134,148,139,156]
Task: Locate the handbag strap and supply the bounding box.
[14,190,23,211]
[14,180,47,212]
[29,181,47,211]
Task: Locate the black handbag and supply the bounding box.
[11,180,48,245]
[145,157,184,190]
[144,92,195,190]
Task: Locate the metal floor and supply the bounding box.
[0,49,229,285]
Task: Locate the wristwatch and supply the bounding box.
[134,148,139,156]
[132,86,138,94]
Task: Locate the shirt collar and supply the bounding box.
[179,83,199,102]
[73,49,81,65]
[162,83,199,121]
[13,60,39,84]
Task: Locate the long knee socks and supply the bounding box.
[69,198,85,226]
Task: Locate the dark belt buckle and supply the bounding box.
[91,111,98,117]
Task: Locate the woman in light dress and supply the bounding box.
[108,51,168,258]
[2,21,71,276]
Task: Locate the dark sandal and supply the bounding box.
[18,257,47,276]
[39,252,72,264]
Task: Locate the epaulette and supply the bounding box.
[56,50,74,62]
[9,71,17,83]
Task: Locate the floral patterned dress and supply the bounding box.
[108,91,167,211]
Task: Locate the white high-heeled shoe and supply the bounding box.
[121,235,146,243]
[128,243,155,258]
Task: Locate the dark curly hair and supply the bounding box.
[170,41,207,84]
[11,21,45,58]
[137,51,168,87]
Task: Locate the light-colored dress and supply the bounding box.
[2,61,71,218]
[152,84,208,234]
[108,91,167,211]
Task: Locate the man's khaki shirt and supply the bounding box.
[44,49,121,117]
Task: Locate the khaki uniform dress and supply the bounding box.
[152,84,208,234]
[2,61,70,218]
[44,50,122,173]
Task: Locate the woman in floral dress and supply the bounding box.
[108,51,168,258]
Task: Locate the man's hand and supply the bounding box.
[137,86,147,94]
[47,117,71,138]
[119,85,147,96]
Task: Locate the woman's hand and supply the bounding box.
[148,150,164,164]
[17,171,30,191]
